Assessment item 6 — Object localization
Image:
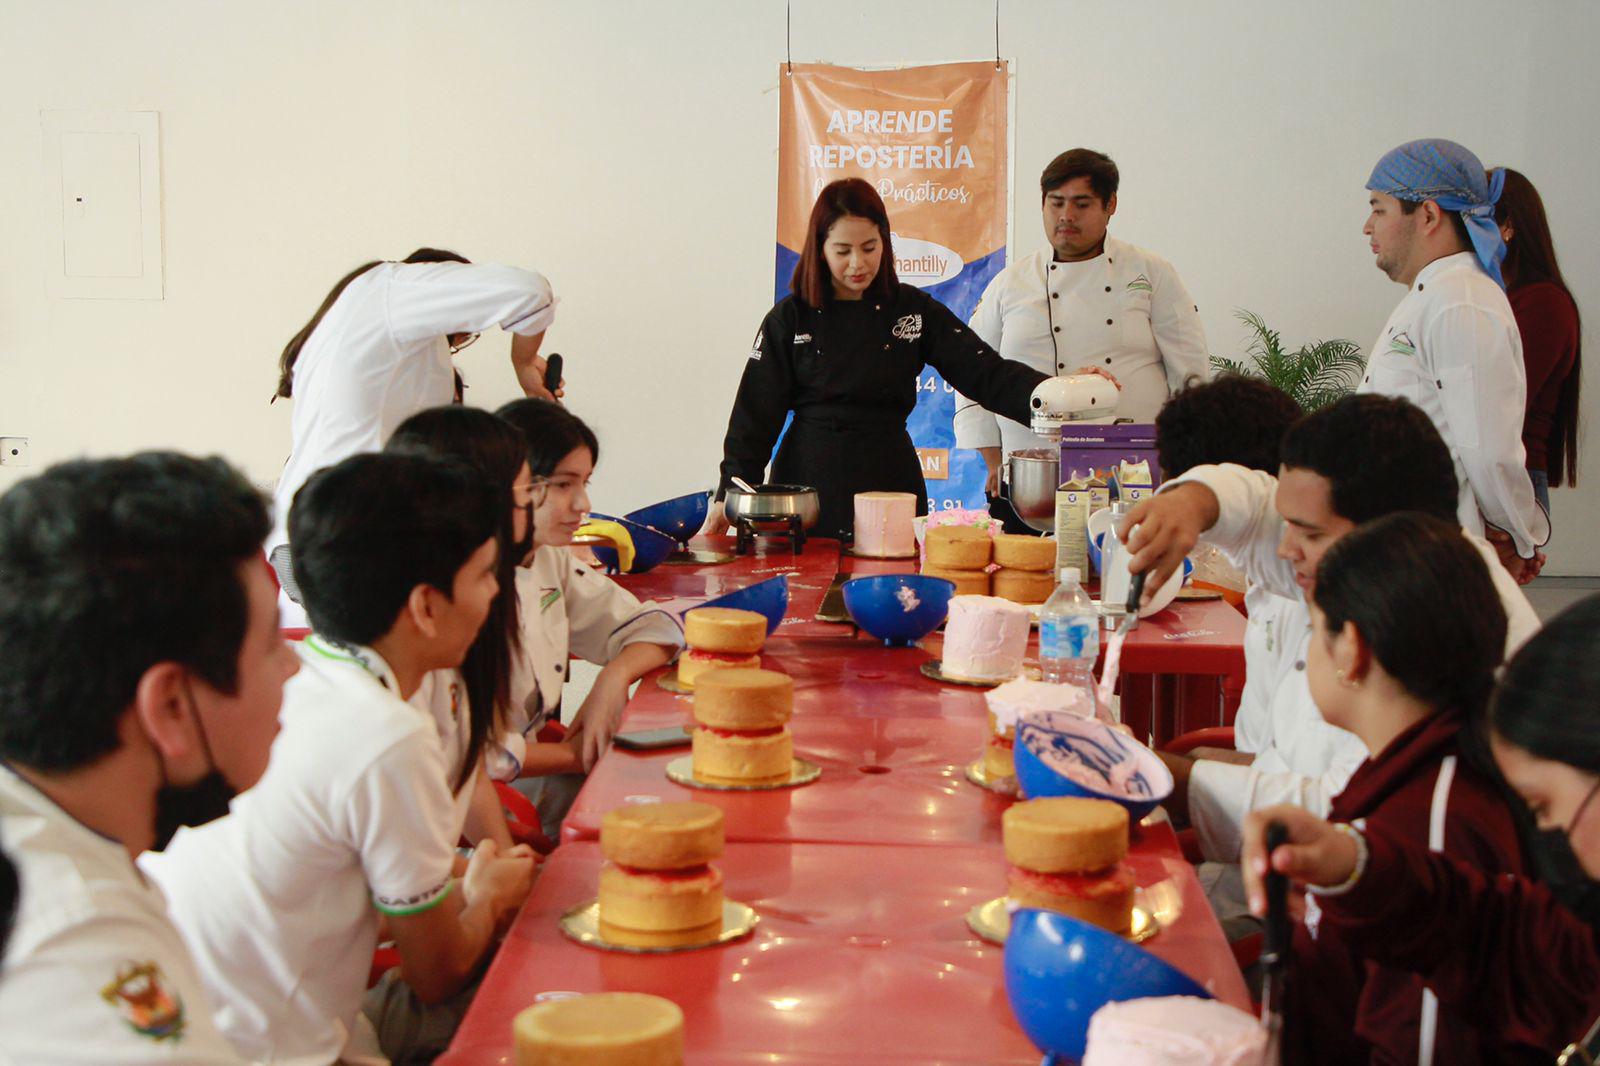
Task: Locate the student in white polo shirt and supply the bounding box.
[146,452,536,1065]
[267,247,560,626]
[0,453,299,1065]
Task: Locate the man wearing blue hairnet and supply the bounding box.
[1358,138,1549,583]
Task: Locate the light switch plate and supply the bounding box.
[0,438,29,467]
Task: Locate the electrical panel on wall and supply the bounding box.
[40,110,163,300]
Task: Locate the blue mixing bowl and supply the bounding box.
[624,491,712,547]
[841,574,955,647]
[693,575,790,636]
[1013,711,1174,822]
[584,514,678,575]
[1005,908,1211,1061]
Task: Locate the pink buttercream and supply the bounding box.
[942,595,1031,681]
[1083,996,1267,1066]
[984,678,1093,732]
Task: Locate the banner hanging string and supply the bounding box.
[994,0,1001,69]
[787,1,793,74]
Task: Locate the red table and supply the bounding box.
[613,535,842,636]
[440,839,1249,1065]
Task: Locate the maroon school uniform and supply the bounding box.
[1319,820,1600,1058]
[1287,710,1534,1065]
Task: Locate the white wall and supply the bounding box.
[2,0,1595,571]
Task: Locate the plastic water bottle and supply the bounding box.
[1038,567,1100,701]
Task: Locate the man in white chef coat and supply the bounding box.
[1359,138,1549,583]
[954,148,1210,513]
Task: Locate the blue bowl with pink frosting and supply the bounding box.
[1013,711,1174,822]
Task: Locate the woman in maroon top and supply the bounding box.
[1281,512,1531,1065]
[1243,595,1600,1064]
[1496,169,1582,515]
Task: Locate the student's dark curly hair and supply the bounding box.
[1154,374,1303,477]
[1279,394,1457,524]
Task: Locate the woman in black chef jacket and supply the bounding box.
[705,178,1050,542]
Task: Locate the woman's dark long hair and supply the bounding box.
[385,405,528,792]
[1495,168,1582,487]
[790,178,899,309]
[495,398,600,479]
[1313,512,1506,722]
[274,248,471,401]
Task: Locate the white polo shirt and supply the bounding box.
[142,637,458,1065]
[0,765,251,1065]
[1170,463,1541,862]
[490,547,684,780]
[954,238,1209,454]
[1358,251,1550,556]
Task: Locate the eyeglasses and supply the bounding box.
[513,476,551,510]
[1568,777,1600,839]
[448,332,481,355]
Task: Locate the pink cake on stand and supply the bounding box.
[941,595,1032,682]
[852,491,917,557]
[1083,996,1267,1065]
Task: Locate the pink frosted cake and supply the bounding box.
[981,679,1096,785]
[853,491,917,557]
[1083,996,1267,1065]
[942,595,1031,683]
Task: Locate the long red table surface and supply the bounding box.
[440,838,1249,1065]
[612,535,841,637]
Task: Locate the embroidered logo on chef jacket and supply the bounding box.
[891,314,923,341]
[540,588,561,612]
[749,328,763,361]
[1388,331,1417,358]
[793,332,813,344]
[1125,273,1153,294]
[101,961,186,1042]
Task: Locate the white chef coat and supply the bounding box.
[954,238,1209,454]
[490,546,685,780]
[1169,463,1541,862]
[411,668,479,838]
[1357,251,1550,556]
[142,637,459,1066]
[0,765,253,1065]
[268,260,556,562]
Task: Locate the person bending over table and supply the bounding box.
[705,178,1051,542]
[1117,395,1539,920]
[1241,595,1600,1064]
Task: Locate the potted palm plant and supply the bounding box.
[1210,309,1366,411]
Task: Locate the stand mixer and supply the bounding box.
[1003,374,1122,532]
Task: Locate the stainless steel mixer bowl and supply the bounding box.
[1005,448,1060,533]
[722,483,822,529]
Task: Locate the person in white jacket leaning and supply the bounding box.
[1359,138,1550,584]
[954,148,1209,517]
[1116,394,1538,918]
[268,248,560,623]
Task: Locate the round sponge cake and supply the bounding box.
[600,802,724,870]
[1007,862,1136,932]
[1003,797,1129,873]
[925,525,993,569]
[514,991,684,1065]
[692,669,793,730]
[683,607,767,653]
[992,533,1056,572]
[992,567,1056,605]
[692,727,793,785]
[921,566,990,597]
[598,863,724,934]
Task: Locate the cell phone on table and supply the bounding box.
[612,726,693,751]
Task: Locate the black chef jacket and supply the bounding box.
[718,284,1048,540]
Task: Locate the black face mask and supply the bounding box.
[151,770,236,851]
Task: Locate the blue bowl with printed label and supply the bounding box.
[1005,908,1211,1061]
[841,574,955,647]
[1013,711,1173,821]
[692,575,790,637]
[624,491,712,548]
[584,514,678,575]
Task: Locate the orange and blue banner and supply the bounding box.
[776,60,1009,511]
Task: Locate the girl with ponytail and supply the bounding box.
[1282,511,1532,1064]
